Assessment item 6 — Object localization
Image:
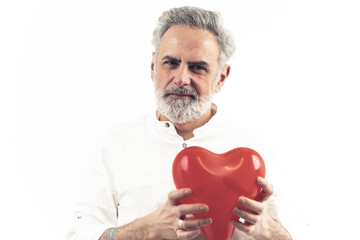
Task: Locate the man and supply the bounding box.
[68,6,292,240]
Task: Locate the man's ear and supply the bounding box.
[214,64,231,93]
[151,52,156,81]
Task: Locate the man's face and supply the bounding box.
[151,25,222,123]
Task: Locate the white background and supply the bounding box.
[1,0,359,239]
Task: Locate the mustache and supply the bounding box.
[163,87,199,100]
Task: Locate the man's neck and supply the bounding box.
[157,104,217,141]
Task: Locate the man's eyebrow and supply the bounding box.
[161,56,181,63]
[161,56,210,70]
[161,56,209,66]
[188,60,209,67]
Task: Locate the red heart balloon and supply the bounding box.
[172,146,266,240]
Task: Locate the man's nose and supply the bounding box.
[173,66,191,87]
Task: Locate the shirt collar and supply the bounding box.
[152,103,221,140]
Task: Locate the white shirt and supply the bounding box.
[67,107,285,240]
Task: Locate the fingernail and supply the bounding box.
[201,205,209,211]
[206,218,212,224]
[185,189,192,195]
[257,177,264,183]
[238,197,246,204]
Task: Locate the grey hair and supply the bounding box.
[152,6,236,68]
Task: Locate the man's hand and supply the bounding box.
[232,177,291,240]
[145,188,212,240]
[99,188,211,240]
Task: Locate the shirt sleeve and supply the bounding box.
[67,136,119,240]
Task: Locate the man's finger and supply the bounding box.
[181,217,212,230]
[232,219,253,234]
[237,197,263,214]
[176,229,201,240]
[257,177,274,200]
[233,207,258,225]
[178,203,209,216]
[168,188,192,205]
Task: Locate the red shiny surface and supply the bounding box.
[172,146,266,240]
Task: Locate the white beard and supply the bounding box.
[154,84,214,124]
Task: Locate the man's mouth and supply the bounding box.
[162,87,199,100]
[167,93,195,99]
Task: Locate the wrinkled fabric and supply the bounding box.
[67,108,289,240]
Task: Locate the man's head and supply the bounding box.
[152,6,236,69]
[151,6,235,124]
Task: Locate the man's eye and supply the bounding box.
[190,65,207,72]
[164,61,178,66]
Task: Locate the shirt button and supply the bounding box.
[165,122,170,128]
[182,142,188,148]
